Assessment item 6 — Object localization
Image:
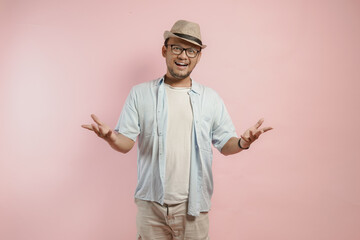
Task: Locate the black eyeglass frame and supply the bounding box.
[165,44,201,58]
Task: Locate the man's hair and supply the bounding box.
[164,38,169,47]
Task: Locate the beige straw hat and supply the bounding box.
[163,20,207,49]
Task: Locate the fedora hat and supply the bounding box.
[164,20,207,49]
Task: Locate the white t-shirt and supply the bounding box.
[164,83,193,204]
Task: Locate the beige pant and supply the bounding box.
[135,199,209,240]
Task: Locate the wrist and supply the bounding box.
[105,131,117,144]
[238,138,249,150]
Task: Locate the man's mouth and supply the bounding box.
[175,61,188,67]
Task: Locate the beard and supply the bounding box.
[168,66,192,80]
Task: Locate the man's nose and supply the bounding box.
[178,50,188,59]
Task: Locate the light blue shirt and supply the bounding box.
[115,77,237,216]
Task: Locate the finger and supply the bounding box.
[261,127,273,133]
[254,129,262,139]
[241,131,250,142]
[249,130,256,142]
[91,114,103,126]
[105,129,113,138]
[91,124,101,136]
[254,118,264,129]
[241,135,250,142]
[98,125,110,136]
[81,124,94,131]
[253,126,273,139]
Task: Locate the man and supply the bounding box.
[82,20,272,240]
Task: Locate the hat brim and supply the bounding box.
[163,31,207,49]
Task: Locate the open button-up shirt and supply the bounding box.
[115,77,237,216]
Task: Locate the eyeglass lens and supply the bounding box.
[170,45,198,58]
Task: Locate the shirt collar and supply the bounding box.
[156,76,201,95]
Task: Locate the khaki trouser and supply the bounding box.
[135,199,210,240]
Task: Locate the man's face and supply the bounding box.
[162,37,202,81]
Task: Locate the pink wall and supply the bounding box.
[1,0,360,239]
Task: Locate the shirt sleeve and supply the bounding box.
[114,87,140,141]
[211,96,238,152]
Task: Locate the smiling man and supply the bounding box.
[82,20,272,240]
[163,39,201,83]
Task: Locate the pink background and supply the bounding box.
[1,0,360,239]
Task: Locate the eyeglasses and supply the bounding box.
[166,44,200,58]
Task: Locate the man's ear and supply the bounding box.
[162,45,167,57]
[196,51,202,63]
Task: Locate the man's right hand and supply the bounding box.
[81,114,116,144]
[81,114,135,153]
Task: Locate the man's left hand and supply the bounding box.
[240,118,273,149]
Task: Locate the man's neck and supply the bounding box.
[164,75,192,88]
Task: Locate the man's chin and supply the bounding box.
[169,70,191,80]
